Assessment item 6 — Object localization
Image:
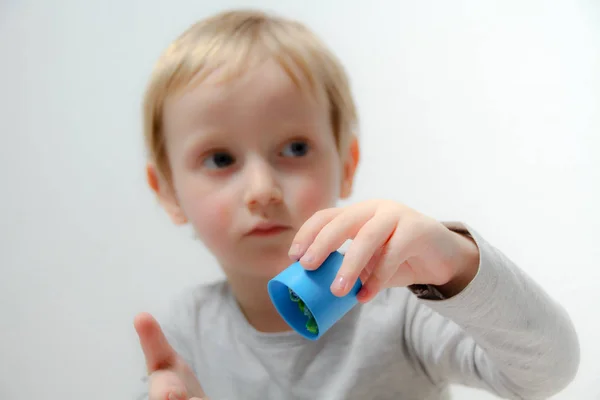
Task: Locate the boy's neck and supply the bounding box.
[226,271,292,333]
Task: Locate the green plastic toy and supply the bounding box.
[289,288,319,334]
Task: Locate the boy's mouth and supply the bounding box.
[246,222,291,237]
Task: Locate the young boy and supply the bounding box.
[134,9,579,400]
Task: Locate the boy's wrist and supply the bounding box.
[436,231,480,298]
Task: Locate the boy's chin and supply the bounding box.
[231,248,294,279]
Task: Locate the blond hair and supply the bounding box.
[142,9,358,180]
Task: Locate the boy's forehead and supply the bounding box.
[163,58,328,135]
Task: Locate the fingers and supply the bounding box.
[330,212,397,296]
[135,313,208,400]
[179,362,208,399]
[292,202,428,301]
[358,246,383,284]
[134,312,177,373]
[288,208,342,262]
[357,223,417,302]
[293,206,375,271]
[148,369,188,400]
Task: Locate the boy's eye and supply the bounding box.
[281,141,310,158]
[203,152,235,169]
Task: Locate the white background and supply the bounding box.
[1,1,598,399]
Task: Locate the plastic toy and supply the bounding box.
[289,288,318,334]
[268,251,362,340]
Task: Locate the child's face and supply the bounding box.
[149,59,358,278]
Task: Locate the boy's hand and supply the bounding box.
[289,200,480,302]
[134,313,208,400]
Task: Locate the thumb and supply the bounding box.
[134,312,178,373]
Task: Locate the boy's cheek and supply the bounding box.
[185,194,234,245]
[291,177,338,223]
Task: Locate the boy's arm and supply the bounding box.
[404,223,579,399]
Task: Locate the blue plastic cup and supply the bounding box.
[267,251,362,340]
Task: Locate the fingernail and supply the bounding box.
[331,275,348,293]
[357,287,369,301]
[300,251,314,264]
[289,243,301,259]
[168,393,182,400]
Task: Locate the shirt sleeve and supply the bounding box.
[404,222,580,399]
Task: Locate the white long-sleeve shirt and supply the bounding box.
[135,223,579,399]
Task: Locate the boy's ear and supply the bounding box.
[340,136,360,199]
[146,163,188,225]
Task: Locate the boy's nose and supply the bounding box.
[243,162,283,210]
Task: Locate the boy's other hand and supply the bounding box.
[289,200,480,302]
[134,312,208,400]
